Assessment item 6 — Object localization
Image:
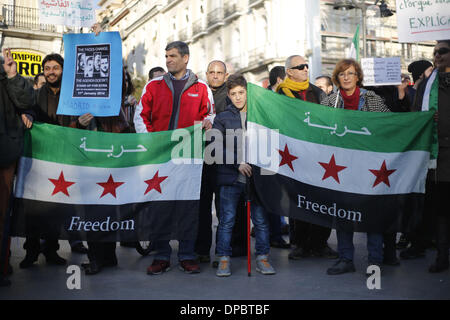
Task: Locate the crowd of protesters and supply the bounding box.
[0,23,449,286]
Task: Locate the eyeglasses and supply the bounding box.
[433,47,450,56]
[290,64,308,71]
[338,72,357,78]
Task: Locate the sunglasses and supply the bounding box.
[290,63,309,71]
[433,47,450,56]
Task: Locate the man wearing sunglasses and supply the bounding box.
[412,40,450,273]
[276,55,336,261]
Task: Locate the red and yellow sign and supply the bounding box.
[11,51,43,78]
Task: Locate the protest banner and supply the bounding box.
[11,51,42,78]
[57,32,123,117]
[12,123,203,241]
[396,1,450,43]
[38,0,95,27]
[247,83,434,233]
[361,57,402,86]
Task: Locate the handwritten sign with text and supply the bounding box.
[361,57,401,87]
[39,0,95,27]
[396,1,450,43]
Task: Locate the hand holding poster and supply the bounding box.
[396,1,450,43]
[39,0,95,27]
[361,57,401,86]
[57,32,123,117]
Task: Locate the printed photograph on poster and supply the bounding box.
[73,44,110,98]
[57,32,122,117]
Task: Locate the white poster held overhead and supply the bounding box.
[361,57,401,87]
[39,0,96,28]
[396,1,450,43]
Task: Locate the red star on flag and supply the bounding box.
[49,171,75,196]
[144,171,168,195]
[369,160,396,188]
[278,144,298,171]
[97,174,125,198]
[319,154,347,184]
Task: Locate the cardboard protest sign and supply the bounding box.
[361,57,401,86]
[396,1,450,43]
[57,32,122,117]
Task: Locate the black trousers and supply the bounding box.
[289,218,331,251]
[23,237,59,255]
[432,182,450,263]
[87,242,117,265]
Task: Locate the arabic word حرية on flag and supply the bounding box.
[12,123,204,242]
[246,83,434,233]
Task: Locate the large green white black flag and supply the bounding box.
[247,84,434,233]
[12,123,203,241]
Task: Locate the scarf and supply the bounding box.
[340,86,360,110]
[277,77,309,98]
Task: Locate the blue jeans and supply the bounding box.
[153,240,196,262]
[216,182,270,256]
[337,230,383,263]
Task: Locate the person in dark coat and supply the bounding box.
[0,48,34,286]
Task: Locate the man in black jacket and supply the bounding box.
[277,55,337,260]
[0,48,34,286]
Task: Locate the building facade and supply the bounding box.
[98,0,435,85]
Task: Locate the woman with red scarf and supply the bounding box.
[320,59,391,275]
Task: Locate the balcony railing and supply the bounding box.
[178,28,189,42]
[224,3,241,19]
[192,19,205,36]
[206,8,223,29]
[1,5,57,33]
[248,47,266,65]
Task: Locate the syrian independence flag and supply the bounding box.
[349,24,360,61]
[12,123,203,241]
[247,84,434,233]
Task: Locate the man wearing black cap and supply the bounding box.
[407,60,433,101]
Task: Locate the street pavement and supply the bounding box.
[1,222,449,301]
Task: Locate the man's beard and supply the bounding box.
[46,76,62,88]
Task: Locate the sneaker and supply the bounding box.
[326,259,355,275]
[270,239,291,249]
[256,255,276,275]
[179,260,200,274]
[147,259,171,275]
[216,256,231,277]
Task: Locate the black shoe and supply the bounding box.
[311,245,339,259]
[19,252,39,269]
[396,234,410,250]
[84,261,103,275]
[43,251,66,265]
[428,260,449,273]
[71,242,88,254]
[0,276,11,287]
[327,259,355,275]
[400,247,425,260]
[288,247,311,260]
[270,239,291,249]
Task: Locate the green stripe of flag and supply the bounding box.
[247,83,434,154]
[24,123,203,168]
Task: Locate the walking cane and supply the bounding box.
[246,177,251,277]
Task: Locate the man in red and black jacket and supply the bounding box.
[134,41,214,275]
